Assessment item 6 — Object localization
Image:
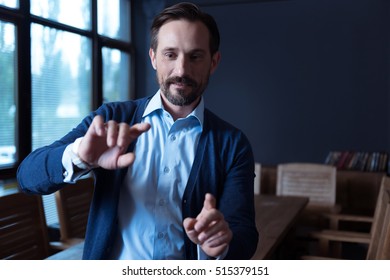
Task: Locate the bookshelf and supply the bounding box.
[324,151,388,173]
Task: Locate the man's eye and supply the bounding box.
[164,52,176,59]
[191,53,203,60]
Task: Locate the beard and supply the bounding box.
[159,75,209,106]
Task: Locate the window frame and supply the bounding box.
[0,0,134,179]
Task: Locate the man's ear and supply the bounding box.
[210,51,221,74]
[149,48,157,70]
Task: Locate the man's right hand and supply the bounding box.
[77,115,151,170]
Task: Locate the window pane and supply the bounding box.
[102,47,130,102]
[0,0,18,9]
[98,0,130,42]
[30,0,91,30]
[31,24,92,150]
[0,21,17,168]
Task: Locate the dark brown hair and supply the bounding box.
[150,2,220,55]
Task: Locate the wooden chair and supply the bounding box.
[276,163,338,212]
[254,162,261,195]
[0,192,50,259]
[275,163,340,256]
[305,175,390,259]
[53,177,94,250]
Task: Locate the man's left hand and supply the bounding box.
[183,193,232,258]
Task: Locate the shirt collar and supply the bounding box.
[143,90,204,127]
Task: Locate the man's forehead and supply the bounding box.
[157,20,210,50]
[158,19,209,37]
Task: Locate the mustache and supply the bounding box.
[166,76,197,87]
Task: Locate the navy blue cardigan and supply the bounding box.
[17,96,258,260]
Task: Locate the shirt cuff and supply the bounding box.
[62,137,92,183]
[197,245,229,260]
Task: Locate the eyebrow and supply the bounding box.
[161,47,207,54]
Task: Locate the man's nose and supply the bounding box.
[174,56,190,76]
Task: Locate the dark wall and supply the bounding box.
[134,0,390,165]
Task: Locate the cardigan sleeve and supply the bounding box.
[17,99,146,195]
[17,113,94,195]
[220,132,258,259]
[182,110,259,260]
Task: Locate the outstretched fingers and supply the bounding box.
[117,122,151,149]
[90,115,106,136]
[79,115,151,169]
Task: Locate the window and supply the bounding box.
[0,0,18,9]
[99,0,132,103]
[30,0,91,30]
[102,47,131,103]
[31,23,92,150]
[0,21,17,168]
[98,0,130,42]
[0,0,134,177]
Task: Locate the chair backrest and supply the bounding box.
[366,175,390,260]
[0,192,50,259]
[55,177,94,241]
[276,163,336,208]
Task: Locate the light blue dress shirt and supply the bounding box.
[111,91,204,259]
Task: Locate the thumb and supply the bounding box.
[203,193,216,210]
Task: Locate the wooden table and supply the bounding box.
[251,195,309,259]
[46,195,308,260]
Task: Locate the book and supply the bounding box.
[324,151,388,173]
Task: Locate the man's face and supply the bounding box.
[149,20,220,107]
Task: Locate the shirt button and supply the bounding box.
[159,199,165,206]
[163,167,170,174]
[170,135,176,141]
[158,232,164,239]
